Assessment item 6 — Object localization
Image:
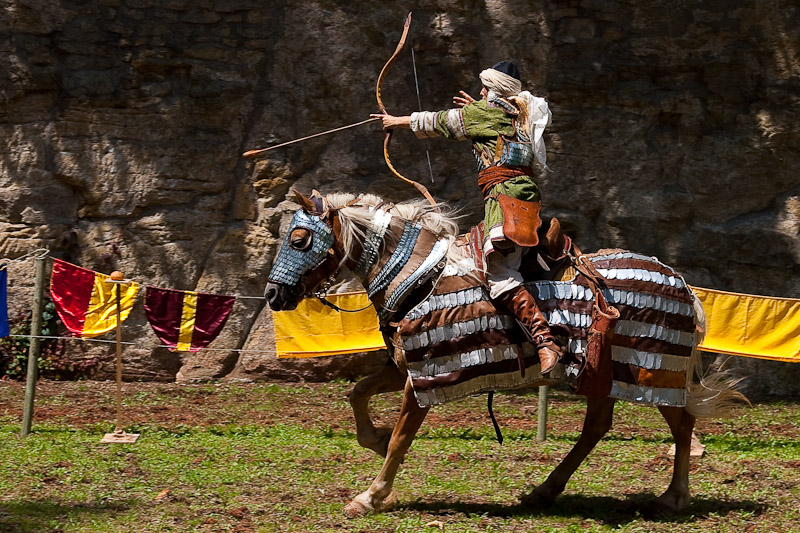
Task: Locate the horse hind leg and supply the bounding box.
[521,395,616,508]
[344,378,430,517]
[348,361,407,457]
[654,406,696,512]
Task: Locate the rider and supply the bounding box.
[371,60,563,374]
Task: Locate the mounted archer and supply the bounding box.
[372,60,563,375]
[260,21,746,516]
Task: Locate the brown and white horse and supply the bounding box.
[264,190,743,517]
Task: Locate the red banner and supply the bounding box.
[144,286,235,352]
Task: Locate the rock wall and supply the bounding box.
[1,1,798,395]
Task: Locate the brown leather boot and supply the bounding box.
[496,285,564,375]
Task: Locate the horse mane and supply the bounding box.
[324,192,462,266]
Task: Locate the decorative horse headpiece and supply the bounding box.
[265,190,344,309]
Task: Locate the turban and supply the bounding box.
[479,60,522,96]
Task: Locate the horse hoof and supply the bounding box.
[343,490,398,518]
[519,488,556,509]
[343,499,372,518]
[653,491,690,513]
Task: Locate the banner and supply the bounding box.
[144,287,235,352]
[693,287,800,363]
[0,267,8,338]
[273,292,385,358]
[50,259,139,338]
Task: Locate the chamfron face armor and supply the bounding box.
[267,210,335,286]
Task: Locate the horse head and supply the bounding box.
[264,190,345,311]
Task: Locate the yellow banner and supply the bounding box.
[693,286,800,362]
[273,292,385,358]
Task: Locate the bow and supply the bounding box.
[375,12,438,208]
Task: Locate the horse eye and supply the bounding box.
[289,228,313,250]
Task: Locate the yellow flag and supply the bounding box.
[693,286,800,362]
[273,292,384,358]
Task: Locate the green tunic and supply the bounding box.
[422,99,541,252]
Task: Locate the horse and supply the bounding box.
[264,190,744,517]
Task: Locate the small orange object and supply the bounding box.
[110,271,124,281]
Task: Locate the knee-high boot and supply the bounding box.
[496,285,564,375]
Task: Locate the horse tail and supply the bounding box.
[685,291,749,419]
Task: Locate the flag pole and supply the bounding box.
[101,271,139,444]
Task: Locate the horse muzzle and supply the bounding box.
[264,281,303,311]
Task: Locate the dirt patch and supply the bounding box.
[2,380,796,443]
[0,380,352,429]
[0,380,592,435]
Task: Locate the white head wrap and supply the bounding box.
[479,68,522,96]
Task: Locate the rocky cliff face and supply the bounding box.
[1,1,798,394]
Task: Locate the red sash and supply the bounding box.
[477,165,534,197]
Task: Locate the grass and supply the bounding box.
[0,380,798,531]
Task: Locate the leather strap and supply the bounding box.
[487,391,504,445]
[569,249,613,314]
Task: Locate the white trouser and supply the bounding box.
[486,244,524,299]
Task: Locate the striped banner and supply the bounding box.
[50,259,139,338]
[0,267,9,338]
[143,287,235,352]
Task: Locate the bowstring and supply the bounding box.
[410,33,436,185]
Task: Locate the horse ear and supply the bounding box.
[310,189,322,199]
[293,189,316,213]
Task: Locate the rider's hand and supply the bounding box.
[452,91,475,107]
[370,113,410,130]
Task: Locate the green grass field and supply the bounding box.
[0,380,798,532]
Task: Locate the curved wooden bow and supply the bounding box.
[375,12,437,208]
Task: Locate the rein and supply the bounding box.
[315,294,374,313]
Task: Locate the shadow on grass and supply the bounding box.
[402,492,767,527]
[0,500,129,533]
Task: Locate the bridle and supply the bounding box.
[300,200,375,314]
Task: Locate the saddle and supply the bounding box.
[455,216,574,285]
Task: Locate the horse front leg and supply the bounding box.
[655,406,696,512]
[521,395,616,508]
[348,361,407,457]
[344,378,429,517]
